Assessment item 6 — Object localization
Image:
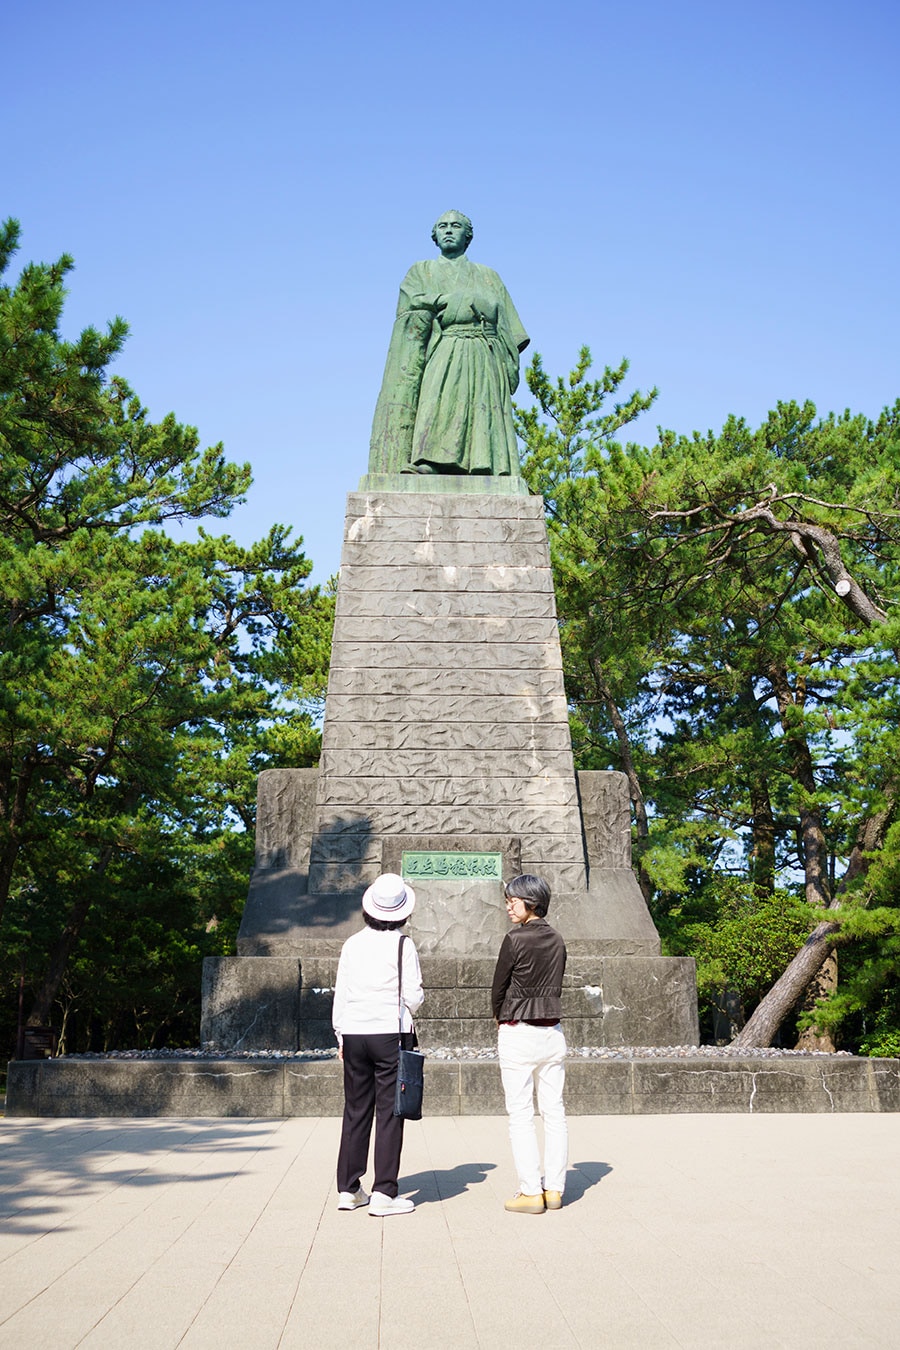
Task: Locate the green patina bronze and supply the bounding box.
[401,850,503,881]
[368,211,529,478]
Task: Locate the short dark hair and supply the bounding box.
[363,911,408,932]
[504,873,551,919]
[431,210,473,248]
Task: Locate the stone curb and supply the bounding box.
[7,1054,899,1117]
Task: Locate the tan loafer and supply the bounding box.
[543,1190,563,1210]
[504,1192,545,1214]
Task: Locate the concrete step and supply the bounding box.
[7,1053,899,1117]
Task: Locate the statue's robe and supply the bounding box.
[368,255,529,475]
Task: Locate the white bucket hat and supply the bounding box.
[362,872,416,922]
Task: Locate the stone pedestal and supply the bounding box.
[310,487,588,908]
[203,483,699,1052]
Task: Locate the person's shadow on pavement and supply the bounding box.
[564,1161,613,1203]
[401,1162,497,1204]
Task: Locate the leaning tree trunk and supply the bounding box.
[734,805,894,1048]
[733,918,841,1047]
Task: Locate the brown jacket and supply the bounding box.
[491,917,567,1022]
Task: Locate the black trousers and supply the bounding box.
[337,1032,415,1199]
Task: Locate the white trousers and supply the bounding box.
[498,1022,568,1195]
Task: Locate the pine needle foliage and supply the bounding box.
[0,221,334,1056]
[516,346,900,1048]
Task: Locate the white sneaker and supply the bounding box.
[337,1188,369,1210]
[368,1191,414,1216]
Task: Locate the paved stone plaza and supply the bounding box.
[1,1111,898,1348]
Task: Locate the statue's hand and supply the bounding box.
[408,293,446,314]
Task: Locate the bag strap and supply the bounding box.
[397,933,407,1038]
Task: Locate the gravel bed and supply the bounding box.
[57,1044,856,1062]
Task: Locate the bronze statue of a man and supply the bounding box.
[368,211,529,476]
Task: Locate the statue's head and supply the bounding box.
[431,210,473,255]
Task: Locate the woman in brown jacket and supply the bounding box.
[491,874,568,1214]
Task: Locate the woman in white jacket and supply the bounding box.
[332,873,424,1217]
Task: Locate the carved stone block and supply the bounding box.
[316,774,579,809]
[338,563,554,595]
[328,640,558,670]
[346,489,544,520]
[322,693,571,725]
[201,957,300,1051]
[344,511,547,546]
[333,615,560,645]
[326,666,564,698]
[335,588,558,619]
[254,767,318,871]
[578,770,632,870]
[340,539,543,569]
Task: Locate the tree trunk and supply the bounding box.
[736,674,778,898]
[27,845,114,1029]
[0,749,39,929]
[733,917,841,1047]
[766,663,836,1047]
[748,778,777,897]
[791,801,838,1050]
[734,804,894,1048]
[27,890,94,1028]
[0,837,21,932]
[795,950,839,1050]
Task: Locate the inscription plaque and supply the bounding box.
[401,851,503,880]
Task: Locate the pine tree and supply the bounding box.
[0,221,333,1047]
[516,347,900,1049]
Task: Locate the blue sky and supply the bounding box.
[5,0,899,581]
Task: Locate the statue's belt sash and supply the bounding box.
[441,321,499,338]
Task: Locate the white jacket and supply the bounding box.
[332,927,424,1045]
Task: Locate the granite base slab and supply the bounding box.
[7,1054,899,1117]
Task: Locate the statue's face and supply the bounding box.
[434,214,470,257]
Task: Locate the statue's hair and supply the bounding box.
[431,210,474,248]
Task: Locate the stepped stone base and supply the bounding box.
[201,952,699,1052]
[7,1054,899,1118]
[238,766,663,958]
[211,764,693,1053]
[210,485,701,1060]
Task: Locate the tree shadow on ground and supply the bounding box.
[0,1119,277,1236]
[400,1161,497,1203]
[565,1160,612,1203]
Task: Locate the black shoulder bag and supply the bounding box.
[394,934,425,1120]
